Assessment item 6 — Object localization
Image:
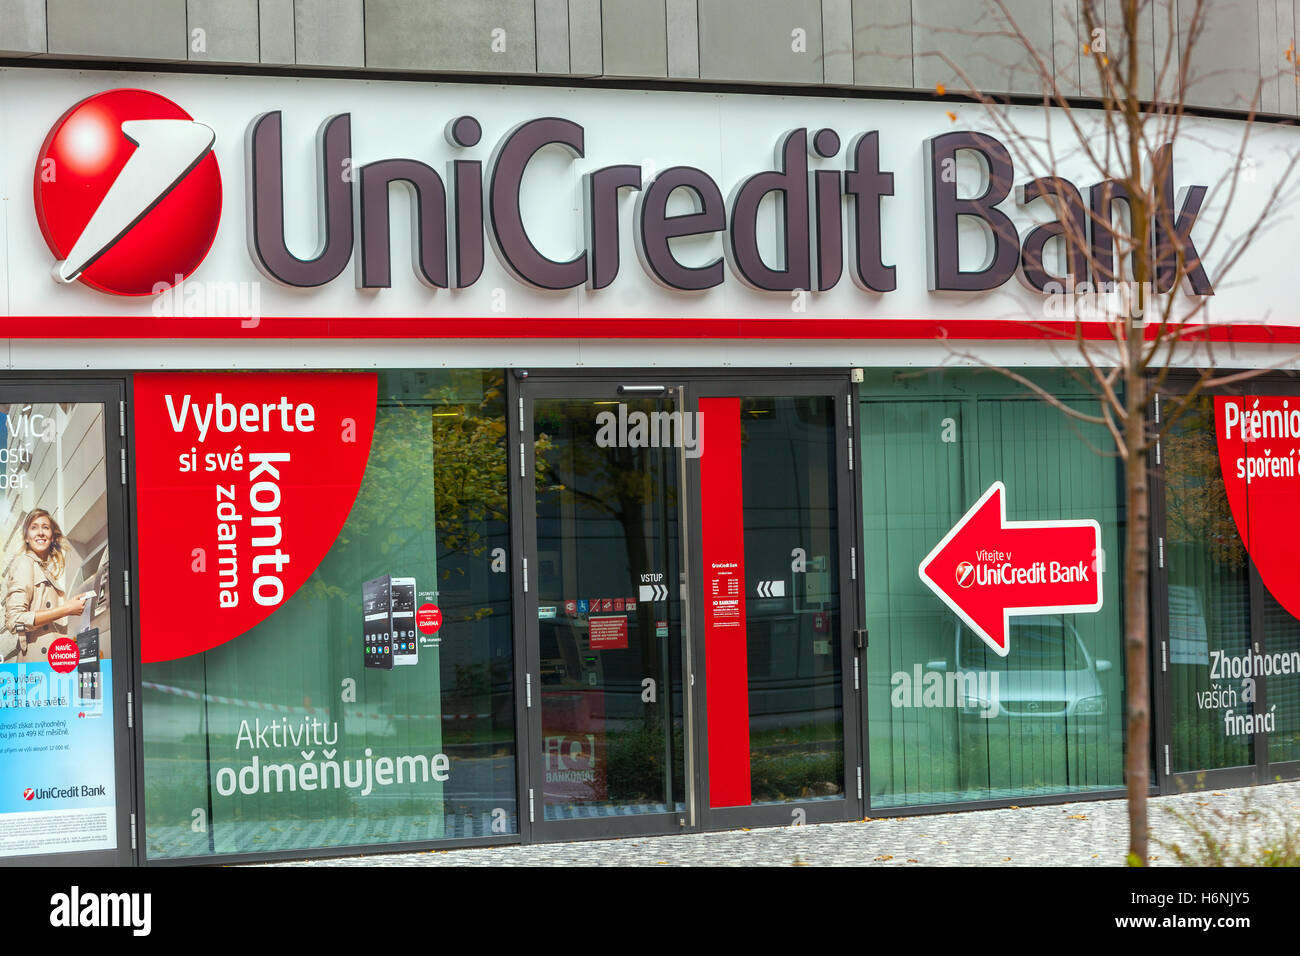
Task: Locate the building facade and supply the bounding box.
[0,0,1297,865]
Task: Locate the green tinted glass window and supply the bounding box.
[142,370,515,859]
[861,370,1126,808]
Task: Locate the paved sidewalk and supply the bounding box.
[264,780,1300,866]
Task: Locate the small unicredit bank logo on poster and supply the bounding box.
[33,89,221,296]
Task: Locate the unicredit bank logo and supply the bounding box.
[25,85,1216,306]
[33,89,221,296]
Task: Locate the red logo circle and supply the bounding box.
[23,788,34,801]
[34,89,222,296]
[47,637,79,673]
[417,604,443,635]
[955,561,975,589]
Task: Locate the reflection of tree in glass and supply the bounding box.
[309,374,551,618]
[1165,397,1245,571]
[536,400,676,680]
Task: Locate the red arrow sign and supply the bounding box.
[918,482,1103,656]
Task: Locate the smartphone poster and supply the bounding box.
[0,402,117,859]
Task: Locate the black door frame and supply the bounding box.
[0,378,134,867]
[512,374,694,843]
[509,368,863,843]
[686,376,862,831]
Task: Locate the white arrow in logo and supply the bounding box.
[53,119,216,283]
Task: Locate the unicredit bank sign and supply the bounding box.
[5,68,1295,332]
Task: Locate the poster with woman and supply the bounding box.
[0,402,117,858]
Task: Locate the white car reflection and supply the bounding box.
[927,615,1112,721]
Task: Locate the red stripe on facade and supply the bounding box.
[700,397,752,809]
[1,316,1299,342]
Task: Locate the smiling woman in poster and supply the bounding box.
[4,508,89,663]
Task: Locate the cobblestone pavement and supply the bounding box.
[262,780,1300,866]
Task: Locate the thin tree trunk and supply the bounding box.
[1124,374,1151,864]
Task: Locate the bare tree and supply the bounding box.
[916,0,1300,864]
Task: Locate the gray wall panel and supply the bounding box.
[13,0,1292,127]
[188,0,260,63]
[1178,0,1260,110]
[1078,0,1106,100]
[666,0,699,78]
[1261,0,1279,112]
[1282,0,1298,113]
[0,0,45,56]
[602,0,667,77]
[1136,0,1157,102]
[1072,0,1159,103]
[536,0,571,73]
[1256,0,1295,113]
[852,0,913,88]
[295,0,363,67]
[365,0,537,73]
[259,0,296,64]
[913,0,1053,96]
[698,0,823,84]
[822,0,854,86]
[1152,0,1181,104]
[47,0,188,60]
[1052,0,1082,98]
[569,0,603,74]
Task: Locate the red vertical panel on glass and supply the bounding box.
[700,397,752,807]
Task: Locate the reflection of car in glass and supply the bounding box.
[928,615,1112,722]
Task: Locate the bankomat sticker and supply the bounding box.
[918,482,1103,656]
[0,402,118,858]
[134,372,377,662]
[589,615,628,650]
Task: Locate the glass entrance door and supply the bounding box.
[515,374,861,840]
[518,382,689,840]
[687,380,860,829]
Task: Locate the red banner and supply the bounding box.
[134,372,377,662]
[1216,396,1300,620]
[700,397,752,808]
